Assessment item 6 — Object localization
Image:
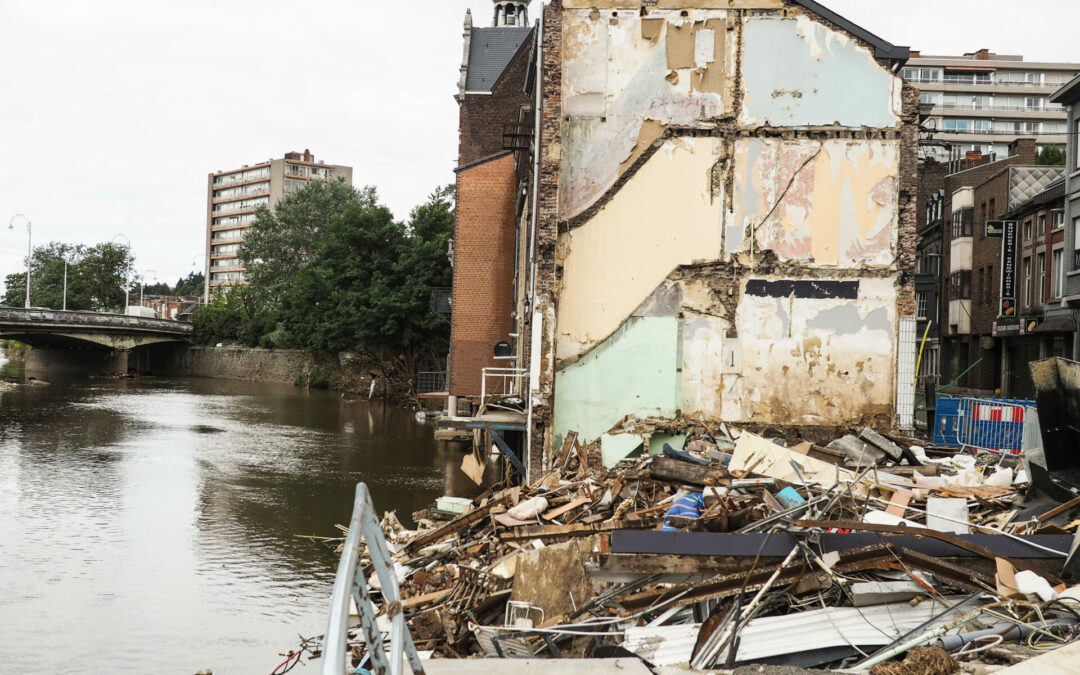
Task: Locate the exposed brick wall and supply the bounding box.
[458,34,534,167]
[527,0,563,477]
[897,83,920,320]
[449,153,519,396]
[917,160,947,230]
[939,138,1036,389]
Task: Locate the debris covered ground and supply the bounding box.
[284,419,1080,674]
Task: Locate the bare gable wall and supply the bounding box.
[537,2,917,459]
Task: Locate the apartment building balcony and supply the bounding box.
[923,103,1064,119]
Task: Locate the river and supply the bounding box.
[0,348,488,674]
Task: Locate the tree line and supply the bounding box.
[193,178,454,383]
[2,242,134,311]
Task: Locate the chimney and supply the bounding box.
[303,149,312,162]
[965,150,983,169]
[909,50,920,58]
[975,48,989,60]
[1009,138,1037,163]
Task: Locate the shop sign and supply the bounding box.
[999,220,1017,317]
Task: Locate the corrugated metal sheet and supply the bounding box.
[622,623,699,667]
[621,598,968,666]
[729,598,966,662]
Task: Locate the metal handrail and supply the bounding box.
[322,483,425,675]
[0,307,193,333]
[480,367,527,401]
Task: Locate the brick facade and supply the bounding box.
[938,138,1036,391]
[458,39,534,167]
[449,153,519,396]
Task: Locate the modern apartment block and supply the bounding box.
[204,150,352,295]
[905,50,1078,161]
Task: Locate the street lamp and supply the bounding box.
[9,214,31,308]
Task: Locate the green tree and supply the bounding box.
[1036,146,1066,165]
[277,186,454,381]
[239,177,366,309]
[175,272,205,296]
[2,241,132,310]
[191,285,277,347]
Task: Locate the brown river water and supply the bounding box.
[0,348,489,673]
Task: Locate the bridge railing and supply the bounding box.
[0,307,193,334]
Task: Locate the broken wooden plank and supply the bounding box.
[405,494,508,554]
[556,430,578,470]
[542,496,590,521]
[647,455,730,487]
[498,519,648,542]
[1036,495,1080,522]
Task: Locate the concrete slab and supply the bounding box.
[419,658,653,674]
[991,639,1080,674]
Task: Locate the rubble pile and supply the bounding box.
[335,422,1080,672]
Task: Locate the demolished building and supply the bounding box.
[446,0,917,480]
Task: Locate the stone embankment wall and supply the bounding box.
[162,346,384,394]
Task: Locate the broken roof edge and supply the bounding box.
[455,150,515,174]
[792,0,910,63]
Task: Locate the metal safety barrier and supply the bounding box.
[322,483,425,675]
[955,397,1041,456]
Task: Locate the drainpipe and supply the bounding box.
[524,4,543,475]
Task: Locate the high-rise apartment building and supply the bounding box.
[204,150,352,295]
[905,50,1079,161]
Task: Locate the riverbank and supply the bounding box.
[162,345,388,396]
[0,339,29,361]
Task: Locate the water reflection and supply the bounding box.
[0,350,492,673]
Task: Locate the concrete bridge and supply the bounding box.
[0,306,193,374]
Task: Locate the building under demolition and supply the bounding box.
[447,0,917,479]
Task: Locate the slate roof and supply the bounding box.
[464,27,533,93]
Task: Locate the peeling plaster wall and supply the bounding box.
[560,8,732,219]
[730,137,899,266]
[740,16,901,128]
[541,1,913,451]
[556,137,724,360]
[731,278,897,424]
[553,316,680,446]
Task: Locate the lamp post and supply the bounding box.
[9,214,31,308]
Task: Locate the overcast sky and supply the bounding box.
[0,1,1076,294]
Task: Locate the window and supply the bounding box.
[989,198,996,220]
[1076,120,1080,170]
[1037,253,1046,304]
[1038,214,1047,238]
[943,119,973,132]
[1054,249,1064,299]
[952,208,974,238]
[1074,217,1080,268]
[916,292,927,319]
[1053,211,1065,231]
[951,271,972,300]
[1023,257,1032,307]
[986,266,995,304]
[919,93,939,106]
[977,268,985,305]
[1024,220,1032,241]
